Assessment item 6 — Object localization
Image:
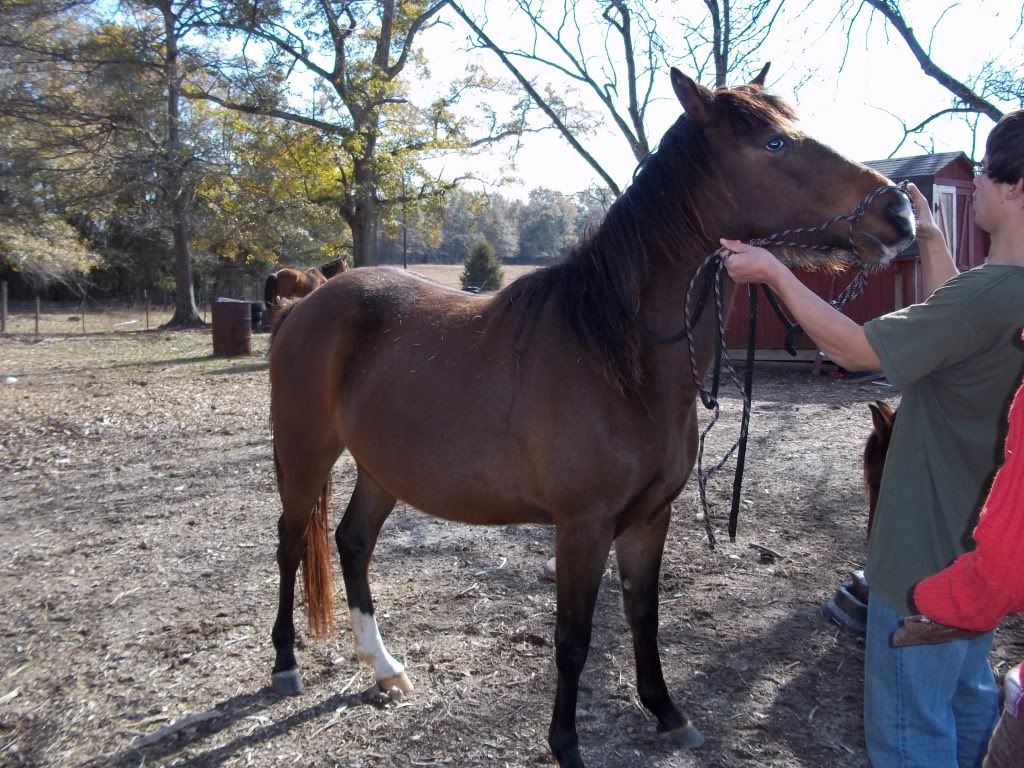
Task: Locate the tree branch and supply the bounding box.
[446,0,621,195]
[861,0,1003,121]
[385,1,448,79]
[212,21,335,83]
[185,87,352,139]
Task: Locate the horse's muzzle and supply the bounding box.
[884,195,915,242]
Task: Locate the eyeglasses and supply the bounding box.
[973,162,989,178]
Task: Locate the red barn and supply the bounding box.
[726,152,984,359]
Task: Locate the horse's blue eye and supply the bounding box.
[766,137,785,152]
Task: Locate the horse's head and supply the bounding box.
[668,65,915,269]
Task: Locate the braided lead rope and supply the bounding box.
[686,180,912,547]
[691,255,753,548]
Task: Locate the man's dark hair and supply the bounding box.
[986,110,1024,185]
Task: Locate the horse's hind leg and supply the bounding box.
[336,467,411,694]
[271,452,339,695]
[271,511,306,694]
[615,506,703,748]
[548,521,614,768]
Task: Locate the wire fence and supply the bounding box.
[0,283,261,335]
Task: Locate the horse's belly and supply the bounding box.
[417,497,554,526]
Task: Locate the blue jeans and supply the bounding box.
[864,592,999,768]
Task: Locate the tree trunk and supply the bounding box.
[161,2,202,328]
[349,194,378,268]
[168,189,200,324]
[348,156,379,268]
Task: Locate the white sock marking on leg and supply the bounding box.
[350,609,404,680]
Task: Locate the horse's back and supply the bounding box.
[274,266,483,345]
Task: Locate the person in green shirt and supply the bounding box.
[721,109,1024,768]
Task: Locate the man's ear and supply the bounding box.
[1003,179,1024,212]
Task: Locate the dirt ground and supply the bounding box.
[1,320,1021,768]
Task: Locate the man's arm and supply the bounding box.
[720,183,952,372]
[749,259,881,371]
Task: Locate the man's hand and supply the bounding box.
[890,615,984,647]
[719,239,787,286]
[905,183,944,246]
[717,236,881,372]
[904,182,958,295]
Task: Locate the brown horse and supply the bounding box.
[267,67,915,768]
[263,257,347,312]
[865,400,897,534]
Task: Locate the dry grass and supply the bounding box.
[1,303,180,335]
[0,264,538,337]
[2,289,1020,768]
[405,263,539,289]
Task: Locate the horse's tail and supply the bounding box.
[303,475,335,638]
[270,435,335,639]
[268,299,299,356]
[269,300,300,350]
[264,272,278,311]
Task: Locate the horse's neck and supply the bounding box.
[639,243,735,390]
[639,242,720,331]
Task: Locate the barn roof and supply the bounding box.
[862,151,969,179]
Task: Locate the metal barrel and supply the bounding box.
[211,298,252,357]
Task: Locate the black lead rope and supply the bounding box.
[686,181,912,548]
[761,285,800,358]
[729,284,758,541]
[631,181,911,549]
[636,256,719,346]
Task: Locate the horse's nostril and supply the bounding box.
[885,199,915,239]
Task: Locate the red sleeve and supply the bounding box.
[912,382,1024,631]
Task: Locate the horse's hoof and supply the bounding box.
[660,722,704,749]
[377,671,414,696]
[555,752,585,768]
[271,669,303,696]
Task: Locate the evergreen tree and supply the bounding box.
[460,240,503,293]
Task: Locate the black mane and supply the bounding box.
[489,86,796,399]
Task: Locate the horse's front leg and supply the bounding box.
[548,521,614,768]
[615,505,704,748]
[336,468,412,694]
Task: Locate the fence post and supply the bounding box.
[1,281,7,333]
[144,289,149,331]
[35,295,40,334]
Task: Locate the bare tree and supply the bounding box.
[839,1,1022,155]
[449,0,665,196]
[677,0,785,88]
[449,0,785,195]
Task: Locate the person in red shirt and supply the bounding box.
[906,370,1024,768]
[913,376,1024,630]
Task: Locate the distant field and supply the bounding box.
[0,302,177,335]
[0,264,541,336]
[405,262,539,289]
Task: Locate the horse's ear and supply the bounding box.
[750,62,771,87]
[671,68,712,126]
[869,401,895,435]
